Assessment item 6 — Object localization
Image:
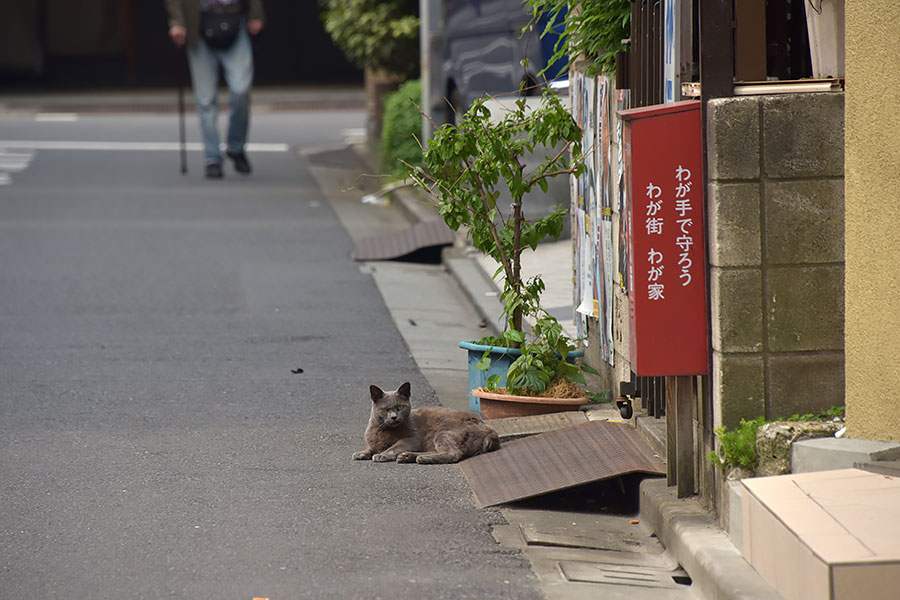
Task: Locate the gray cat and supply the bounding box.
[352,382,500,464]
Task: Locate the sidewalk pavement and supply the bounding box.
[370,153,781,600]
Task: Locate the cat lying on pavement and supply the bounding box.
[352,382,500,464]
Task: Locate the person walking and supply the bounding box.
[165,0,265,179]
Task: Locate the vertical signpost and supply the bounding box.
[619,100,708,497]
[664,0,679,104]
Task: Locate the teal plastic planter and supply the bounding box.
[459,341,584,416]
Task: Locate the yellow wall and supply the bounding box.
[845,2,900,441]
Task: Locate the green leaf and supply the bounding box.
[503,329,525,344]
[475,350,492,371]
[585,390,610,404]
[581,363,602,377]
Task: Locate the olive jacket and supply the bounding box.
[164,0,265,48]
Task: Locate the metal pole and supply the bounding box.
[177,46,188,175]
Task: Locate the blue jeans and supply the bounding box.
[187,25,254,165]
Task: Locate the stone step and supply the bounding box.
[740,468,900,600]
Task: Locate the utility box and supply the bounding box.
[619,101,708,376]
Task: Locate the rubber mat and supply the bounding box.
[352,220,454,261]
[486,411,589,441]
[460,420,665,508]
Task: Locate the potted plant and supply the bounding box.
[409,89,598,418]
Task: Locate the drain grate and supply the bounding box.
[520,524,664,559]
[559,561,691,590]
[459,420,665,508]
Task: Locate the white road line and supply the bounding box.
[0,150,35,184]
[0,151,35,172]
[34,113,79,122]
[0,141,290,152]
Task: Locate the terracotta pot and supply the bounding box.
[472,387,586,420]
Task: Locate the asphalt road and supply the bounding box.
[0,107,540,599]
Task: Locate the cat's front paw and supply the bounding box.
[352,450,371,460]
[396,452,417,463]
[372,453,394,463]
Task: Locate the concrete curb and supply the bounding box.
[442,252,504,337]
[392,183,506,338]
[639,479,783,600]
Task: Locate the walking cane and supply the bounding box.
[176,45,188,175]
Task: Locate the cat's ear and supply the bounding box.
[369,385,385,402]
[398,382,411,399]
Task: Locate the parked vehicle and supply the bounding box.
[442,0,566,120]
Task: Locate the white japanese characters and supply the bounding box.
[643,165,696,301]
[674,165,694,287]
[645,182,664,300]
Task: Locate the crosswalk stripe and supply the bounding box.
[0,150,35,185]
[0,151,35,172]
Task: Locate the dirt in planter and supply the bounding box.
[491,378,584,399]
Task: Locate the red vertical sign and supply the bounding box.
[620,101,708,376]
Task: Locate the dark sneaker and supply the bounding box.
[205,162,224,179]
[226,151,252,174]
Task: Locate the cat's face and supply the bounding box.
[369,382,412,429]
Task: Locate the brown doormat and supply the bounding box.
[459,420,665,508]
[352,220,454,261]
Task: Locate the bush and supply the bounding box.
[380,79,422,177]
[706,406,846,472]
[320,0,419,79]
[707,417,766,471]
[526,0,631,75]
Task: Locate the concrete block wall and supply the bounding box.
[707,93,845,429]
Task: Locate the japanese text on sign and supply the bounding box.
[644,182,664,301]
[643,165,697,301]
[674,165,694,287]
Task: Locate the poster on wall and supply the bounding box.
[569,69,585,338]
[605,78,617,364]
[575,73,596,338]
[569,70,621,366]
[592,77,604,324]
[612,86,632,377]
[595,77,613,364]
[616,88,632,292]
